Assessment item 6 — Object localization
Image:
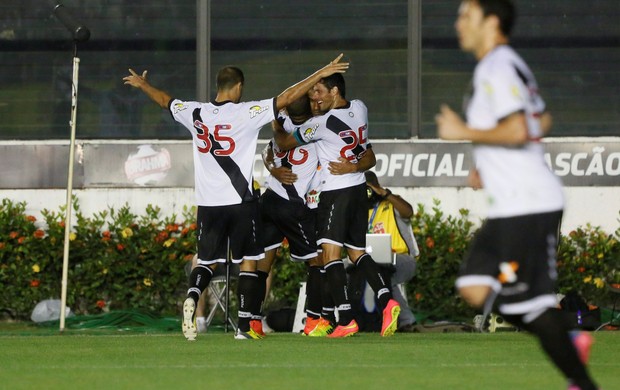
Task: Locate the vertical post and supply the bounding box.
[196,0,210,101]
[224,238,231,333]
[408,0,421,138]
[60,53,80,332]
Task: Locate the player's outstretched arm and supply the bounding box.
[275,54,349,111]
[123,69,172,109]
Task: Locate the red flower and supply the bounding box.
[189,223,198,230]
[577,267,586,273]
[181,227,190,236]
[17,237,25,244]
[166,224,179,232]
[26,215,37,222]
[0,243,5,250]
[155,231,169,243]
[9,231,19,239]
[101,236,110,242]
[102,231,111,238]
[30,279,40,287]
[33,229,45,239]
[425,237,435,249]
[59,220,66,228]
[116,244,125,251]
[96,300,106,309]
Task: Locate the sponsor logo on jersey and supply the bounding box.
[249,105,269,118]
[303,124,319,140]
[172,102,188,114]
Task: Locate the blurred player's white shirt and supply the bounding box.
[466,45,564,218]
[293,99,370,192]
[266,113,320,206]
[169,97,276,206]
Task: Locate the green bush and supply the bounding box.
[1,197,618,321]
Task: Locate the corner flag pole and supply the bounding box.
[50,2,90,332]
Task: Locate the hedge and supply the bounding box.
[1,198,618,321]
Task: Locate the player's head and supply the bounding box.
[216,66,244,102]
[286,93,313,123]
[311,73,346,113]
[456,0,515,54]
[364,171,383,206]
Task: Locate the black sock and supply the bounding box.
[355,253,392,308]
[237,271,259,332]
[504,309,598,390]
[187,265,214,304]
[320,268,336,323]
[254,270,269,320]
[305,266,323,319]
[324,260,352,325]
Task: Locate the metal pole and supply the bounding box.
[60,52,80,333]
[224,238,231,333]
[409,0,421,139]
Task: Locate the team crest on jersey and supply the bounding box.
[249,105,269,118]
[172,102,188,114]
[303,124,319,139]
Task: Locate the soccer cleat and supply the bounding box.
[302,316,321,336]
[570,331,594,364]
[381,299,401,337]
[308,317,333,337]
[250,319,266,337]
[327,319,359,338]
[182,298,197,341]
[234,328,263,340]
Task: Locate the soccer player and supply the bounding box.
[123,54,348,341]
[274,73,401,338]
[255,93,329,336]
[435,1,599,389]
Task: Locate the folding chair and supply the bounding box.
[205,261,239,333]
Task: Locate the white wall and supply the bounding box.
[3,186,619,235]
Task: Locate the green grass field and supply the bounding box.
[0,326,618,390]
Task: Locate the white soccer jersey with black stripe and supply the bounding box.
[169,98,276,206]
[466,45,564,218]
[293,99,369,192]
[266,113,320,205]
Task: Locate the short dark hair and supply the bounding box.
[216,66,244,91]
[287,94,312,121]
[475,0,516,37]
[319,73,346,99]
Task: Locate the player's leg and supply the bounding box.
[496,212,599,390]
[346,183,400,336]
[230,201,265,340]
[183,206,226,341]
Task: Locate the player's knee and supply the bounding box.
[458,285,491,309]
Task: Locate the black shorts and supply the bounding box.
[456,210,563,319]
[196,201,264,265]
[316,183,367,250]
[259,189,318,261]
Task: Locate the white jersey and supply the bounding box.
[466,45,564,218]
[169,97,277,206]
[292,99,370,192]
[266,114,320,205]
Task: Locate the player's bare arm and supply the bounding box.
[436,104,528,145]
[272,119,301,151]
[328,147,376,175]
[275,54,349,111]
[123,68,171,109]
[261,143,298,185]
[540,111,553,136]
